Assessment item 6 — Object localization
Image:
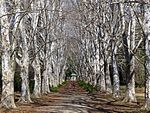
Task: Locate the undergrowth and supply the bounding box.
[77,80,96,93]
[50,81,67,92]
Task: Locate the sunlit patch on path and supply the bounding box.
[0,81,144,113]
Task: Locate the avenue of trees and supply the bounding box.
[1,0,150,110]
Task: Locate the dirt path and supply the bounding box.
[0,81,145,113]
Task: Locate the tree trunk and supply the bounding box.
[105,34,112,94]
[1,51,16,108]
[20,66,32,103]
[0,0,16,108]
[123,77,136,102]
[122,25,137,102]
[100,60,106,91]
[112,55,120,97]
[18,14,32,103]
[120,1,136,102]
[42,60,50,94]
[42,70,50,94]
[108,0,120,98]
[105,59,112,94]
[19,53,32,103]
[143,3,150,108]
[32,60,41,98]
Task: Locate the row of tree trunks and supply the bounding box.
[1,0,150,110]
[0,0,67,108]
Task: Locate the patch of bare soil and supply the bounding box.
[0,81,148,113]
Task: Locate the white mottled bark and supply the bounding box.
[19,54,32,103]
[110,1,120,98]
[112,54,120,97]
[105,56,112,94]
[143,4,150,108]
[123,4,136,102]
[31,0,42,97]
[16,0,32,103]
[42,57,50,94]
[42,29,52,94]
[0,0,16,108]
[32,24,42,97]
[42,69,50,94]
[105,33,112,94]
[99,59,106,91]
[32,60,41,97]
[17,40,32,103]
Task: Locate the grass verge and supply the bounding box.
[77,80,96,93]
[50,81,67,92]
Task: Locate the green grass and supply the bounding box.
[50,86,59,92]
[50,81,67,92]
[77,80,96,93]
[120,85,126,95]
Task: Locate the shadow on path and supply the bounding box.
[1,81,144,113]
